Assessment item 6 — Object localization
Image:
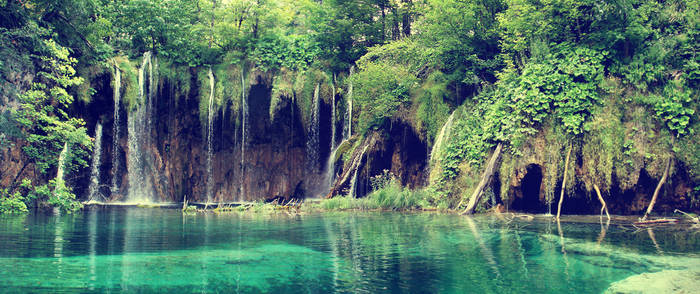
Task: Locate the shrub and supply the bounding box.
[0,190,28,214]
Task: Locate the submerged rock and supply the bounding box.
[605,270,700,294]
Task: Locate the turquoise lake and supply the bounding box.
[0,207,699,293]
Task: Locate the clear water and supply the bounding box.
[1,208,698,293]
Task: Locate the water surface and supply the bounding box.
[0,207,698,293]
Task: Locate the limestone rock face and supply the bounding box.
[83,69,311,203]
[328,120,429,198]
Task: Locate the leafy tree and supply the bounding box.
[8,39,89,213]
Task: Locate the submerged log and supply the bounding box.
[462,142,503,215]
[556,143,573,220]
[633,218,679,226]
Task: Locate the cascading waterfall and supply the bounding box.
[348,144,369,198]
[430,110,456,162]
[205,67,215,204]
[239,67,248,201]
[322,76,339,196]
[126,51,156,203]
[56,142,69,183]
[306,83,321,171]
[88,123,104,202]
[330,75,337,152]
[111,66,121,195]
[344,66,354,141]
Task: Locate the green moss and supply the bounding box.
[581,94,625,192]
[158,59,192,106]
[414,71,451,144]
[115,56,139,111]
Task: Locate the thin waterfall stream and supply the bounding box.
[240,67,247,201]
[56,142,69,183]
[111,65,121,195]
[306,82,321,172]
[322,75,340,196]
[88,123,103,202]
[206,67,215,203]
[345,66,354,140]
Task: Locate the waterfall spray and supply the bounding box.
[206,67,215,204]
[126,51,156,203]
[330,74,337,152]
[111,66,121,195]
[345,66,354,140]
[306,83,321,171]
[430,110,456,162]
[56,142,69,183]
[322,75,340,196]
[240,67,248,201]
[348,144,369,199]
[88,123,104,202]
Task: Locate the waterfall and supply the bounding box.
[344,66,354,141]
[56,142,69,183]
[88,123,104,202]
[111,66,121,195]
[322,76,339,196]
[348,144,369,198]
[306,82,321,171]
[126,51,156,203]
[240,67,247,201]
[330,74,337,152]
[430,110,456,162]
[205,67,215,203]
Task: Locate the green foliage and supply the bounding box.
[350,62,417,134]
[415,72,451,143]
[0,189,28,214]
[418,0,504,84]
[581,99,625,191]
[320,182,428,211]
[1,177,79,214]
[13,39,92,175]
[653,84,695,137]
[509,44,605,137]
[252,34,319,71]
[47,178,83,213]
[115,57,139,110]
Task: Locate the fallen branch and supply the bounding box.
[462,142,503,215]
[556,143,573,220]
[674,209,700,223]
[593,184,610,221]
[633,218,679,226]
[642,136,674,221]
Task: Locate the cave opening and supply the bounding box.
[511,164,546,213]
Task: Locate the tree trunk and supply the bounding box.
[401,0,412,37]
[556,143,573,220]
[462,142,503,215]
[642,137,674,221]
[210,0,216,48]
[593,184,610,221]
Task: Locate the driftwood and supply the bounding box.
[326,135,375,198]
[462,142,503,215]
[593,184,610,221]
[556,143,573,220]
[633,218,679,226]
[674,209,700,223]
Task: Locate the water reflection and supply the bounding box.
[0,209,698,293]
